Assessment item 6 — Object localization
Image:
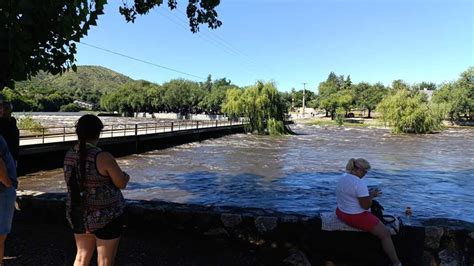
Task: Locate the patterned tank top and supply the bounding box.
[64,144,125,232]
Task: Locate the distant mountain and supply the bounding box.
[16,65,134,93]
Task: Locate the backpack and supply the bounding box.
[371,200,402,234]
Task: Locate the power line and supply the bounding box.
[157,9,241,58]
[77,41,206,80]
[156,9,259,78]
[173,8,245,57]
[172,7,278,77]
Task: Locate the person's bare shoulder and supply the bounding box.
[97,151,115,165]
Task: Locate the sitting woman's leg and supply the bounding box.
[0,235,6,264]
[370,222,401,265]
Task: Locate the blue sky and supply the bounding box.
[75,0,473,92]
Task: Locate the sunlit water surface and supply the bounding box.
[19,118,474,222]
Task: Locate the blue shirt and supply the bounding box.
[0,135,17,189]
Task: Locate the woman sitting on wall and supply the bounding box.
[336,158,401,266]
[64,114,130,266]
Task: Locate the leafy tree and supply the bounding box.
[319,96,338,119]
[377,89,445,133]
[35,93,72,111]
[456,67,474,119]
[221,88,243,120]
[413,82,437,91]
[318,72,341,117]
[292,89,316,108]
[100,82,147,116]
[202,74,213,92]
[432,67,474,121]
[145,83,166,113]
[279,91,293,111]
[391,80,410,91]
[199,80,237,114]
[222,81,289,135]
[162,79,203,114]
[355,82,387,118]
[335,90,354,115]
[0,0,222,89]
[307,96,320,109]
[343,75,352,90]
[0,87,34,111]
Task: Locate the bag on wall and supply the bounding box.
[371,200,402,234]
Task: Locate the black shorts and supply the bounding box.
[73,215,125,240]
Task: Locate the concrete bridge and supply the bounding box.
[18,120,246,175]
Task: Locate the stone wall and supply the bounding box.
[14,191,474,265]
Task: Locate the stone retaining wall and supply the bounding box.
[14,191,474,265]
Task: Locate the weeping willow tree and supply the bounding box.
[221,81,290,135]
[377,89,447,134]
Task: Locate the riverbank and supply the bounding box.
[295,117,474,130]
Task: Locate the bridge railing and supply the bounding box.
[19,119,245,145]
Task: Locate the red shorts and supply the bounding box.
[336,207,380,231]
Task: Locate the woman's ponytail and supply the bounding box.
[75,115,104,181]
[346,158,356,171]
[78,135,87,181]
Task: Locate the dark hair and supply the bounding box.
[75,115,103,179]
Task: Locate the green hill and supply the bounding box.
[4,66,135,111]
[16,65,134,93]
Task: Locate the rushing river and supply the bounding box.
[18,117,474,222]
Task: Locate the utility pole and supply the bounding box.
[302,82,307,118]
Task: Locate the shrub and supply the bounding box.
[17,115,45,134]
[335,107,345,126]
[59,103,83,112]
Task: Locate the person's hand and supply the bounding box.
[122,171,130,183]
[369,188,382,198]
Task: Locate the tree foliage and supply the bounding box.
[317,72,356,118]
[377,89,445,133]
[432,67,474,122]
[199,77,237,114]
[290,88,316,108]
[2,66,131,111]
[354,82,387,118]
[0,0,221,89]
[60,103,84,112]
[221,81,289,135]
[101,81,152,116]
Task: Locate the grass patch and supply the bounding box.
[303,119,383,128]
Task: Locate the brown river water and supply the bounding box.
[18,114,474,222]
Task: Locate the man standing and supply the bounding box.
[0,111,17,263]
[0,101,19,163]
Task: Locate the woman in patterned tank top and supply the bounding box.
[64,114,130,266]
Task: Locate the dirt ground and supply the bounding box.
[4,215,284,266]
